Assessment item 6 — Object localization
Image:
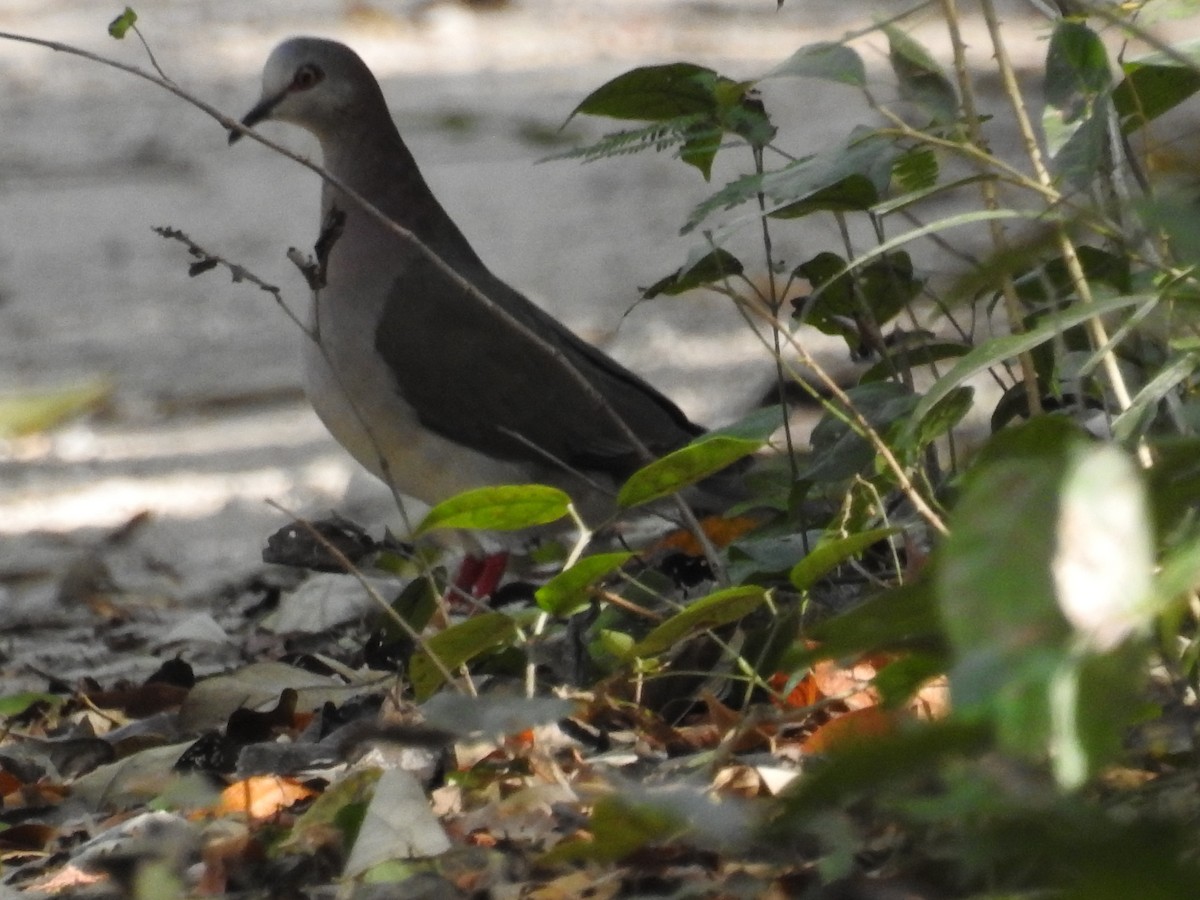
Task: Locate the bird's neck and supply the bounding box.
[317,123,484,271]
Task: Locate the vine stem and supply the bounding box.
[975,1,1150,466]
[938,0,1043,419]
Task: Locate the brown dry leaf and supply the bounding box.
[528,870,621,899]
[26,862,108,893]
[712,764,767,798]
[84,682,189,718]
[650,514,765,556]
[213,776,316,820]
[909,674,950,720]
[810,658,879,710]
[197,823,256,896]
[768,671,822,709]
[802,706,908,754]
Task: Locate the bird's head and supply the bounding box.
[229,37,382,145]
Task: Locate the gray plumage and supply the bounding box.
[232,37,707,514]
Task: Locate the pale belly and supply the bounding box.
[300,291,531,511]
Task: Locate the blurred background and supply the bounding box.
[2,0,1198,616]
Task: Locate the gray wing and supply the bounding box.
[373,252,703,481]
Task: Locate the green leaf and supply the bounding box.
[770,720,991,823]
[764,41,866,86]
[544,793,684,863]
[884,25,959,125]
[901,292,1151,446]
[1147,437,1200,538]
[796,249,920,344]
[617,435,761,508]
[415,484,570,535]
[707,404,787,443]
[769,173,880,218]
[1113,60,1200,133]
[859,339,971,383]
[684,126,898,233]
[408,612,520,700]
[799,381,917,483]
[790,528,900,592]
[891,146,939,193]
[641,248,744,299]
[569,63,720,122]
[108,6,137,39]
[0,380,112,438]
[1046,106,1110,188]
[802,578,946,663]
[535,551,634,617]
[939,452,1073,713]
[1053,444,1154,651]
[631,585,767,658]
[1044,21,1112,119]
[0,692,63,717]
[1112,351,1199,442]
[911,385,974,449]
[565,64,772,178]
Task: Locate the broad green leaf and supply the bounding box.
[535,551,634,617]
[684,126,898,233]
[1011,244,1132,304]
[1050,642,1148,790]
[565,64,771,178]
[859,339,971,383]
[770,720,991,823]
[707,404,787,442]
[630,585,767,658]
[1154,528,1200,605]
[408,612,519,699]
[1046,106,1110,188]
[568,63,723,122]
[939,451,1073,712]
[1112,351,1199,442]
[901,292,1151,445]
[884,25,959,125]
[727,532,816,583]
[911,385,974,449]
[379,577,438,640]
[108,6,137,38]
[0,692,63,717]
[790,528,900,592]
[617,435,761,508]
[872,653,946,709]
[764,41,866,86]
[544,794,684,863]
[1138,193,1200,265]
[0,380,112,438]
[891,146,939,193]
[1114,60,1200,133]
[769,173,880,218]
[799,382,917,483]
[800,578,945,664]
[1044,21,1112,119]
[641,248,744,298]
[415,484,570,535]
[1053,444,1154,651]
[795,249,920,344]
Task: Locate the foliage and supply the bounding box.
[7,2,1200,896]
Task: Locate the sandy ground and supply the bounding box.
[2,1,1198,673]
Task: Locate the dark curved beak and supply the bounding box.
[228,89,286,145]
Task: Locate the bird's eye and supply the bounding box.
[291,64,324,91]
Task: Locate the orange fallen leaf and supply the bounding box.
[768,672,822,709]
[802,706,907,754]
[213,776,316,820]
[652,514,765,556]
